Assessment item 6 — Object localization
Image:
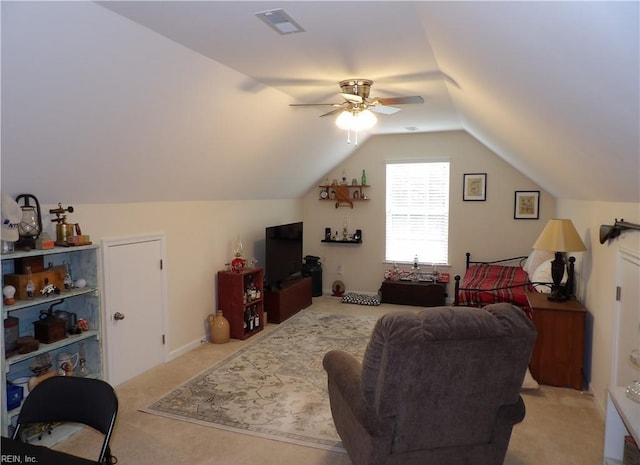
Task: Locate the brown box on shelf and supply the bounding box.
[33,316,67,344]
[3,266,66,300]
[14,256,45,274]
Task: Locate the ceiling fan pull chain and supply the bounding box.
[346,128,351,144]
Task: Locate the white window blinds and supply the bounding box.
[385,161,450,264]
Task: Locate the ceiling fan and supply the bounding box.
[289,79,424,118]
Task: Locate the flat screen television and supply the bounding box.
[265,221,303,290]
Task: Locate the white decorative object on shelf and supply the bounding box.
[626,349,640,403]
[627,381,640,403]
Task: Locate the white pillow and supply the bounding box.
[523,249,555,276]
[531,258,567,293]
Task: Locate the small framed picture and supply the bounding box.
[463,173,487,201]
[514,191,540,219]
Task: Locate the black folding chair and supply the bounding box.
[12,376,118,464]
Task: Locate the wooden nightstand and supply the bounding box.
[526,291,587,390]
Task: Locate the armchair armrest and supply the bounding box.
[323,350,384,433]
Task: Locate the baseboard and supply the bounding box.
[169,336,204,361]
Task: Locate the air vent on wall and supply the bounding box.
[256,9,305,35]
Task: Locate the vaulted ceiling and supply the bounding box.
[1,1,638,204]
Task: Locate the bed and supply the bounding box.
[454,251,556,318]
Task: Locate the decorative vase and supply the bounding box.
[209,311,230,344]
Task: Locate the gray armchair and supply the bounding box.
[323,303,536,465]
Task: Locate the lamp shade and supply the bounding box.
[532,219,587,252]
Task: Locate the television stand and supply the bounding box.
[265,277,312,323]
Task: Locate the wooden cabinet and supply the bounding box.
[319,184,369,208]
[265,277,312,324]
[1,245,102,442]
[526,291,586,390]
[217,268,264,340]
[380,280,447,307]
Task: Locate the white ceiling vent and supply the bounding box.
[255,9,305,35]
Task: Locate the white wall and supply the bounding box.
[557,199,640,413]
[302,130,556,295]
[37,199,301,356]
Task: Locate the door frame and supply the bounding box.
[101,233,169,384]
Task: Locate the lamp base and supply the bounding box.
[15,237,37,250]
[547,285,569,302]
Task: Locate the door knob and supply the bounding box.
[113,312,125,321]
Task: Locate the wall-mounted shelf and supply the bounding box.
[319,184,369,208]
[321,239,362,244]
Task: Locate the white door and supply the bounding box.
[612,247,640,387]
[102,235,167,386]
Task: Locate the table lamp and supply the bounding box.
[532,218,587,301]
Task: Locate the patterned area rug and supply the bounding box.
[141,311,378,451]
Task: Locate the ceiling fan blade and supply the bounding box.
[320,106,347,117]
[289,103,341,107]
[376,96,424,105]
[371,105,402,115]
[340,93,363,104]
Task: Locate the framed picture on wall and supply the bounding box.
[463,173,487,201]
[514,191,540,219]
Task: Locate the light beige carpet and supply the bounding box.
[55,297,605,465]
[141,311,378,452]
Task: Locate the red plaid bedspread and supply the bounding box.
[457,264,535,318]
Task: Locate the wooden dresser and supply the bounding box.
[526,291,587,390]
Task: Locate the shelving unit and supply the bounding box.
[321,239,362,244]
[603,386,640,464]
[1,244,102,443]
[217,268,264,340]
[319,184,369,208]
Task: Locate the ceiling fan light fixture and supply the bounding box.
[353,109,377,131]
[335,109,377,131]
[335,111,355,130]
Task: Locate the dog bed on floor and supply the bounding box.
[341,292,381,306]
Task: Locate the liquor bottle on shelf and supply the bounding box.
[253,305,260,329]
[247,307,254,332]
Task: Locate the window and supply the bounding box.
[385,161,450,264]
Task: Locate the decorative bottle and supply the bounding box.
[361,169,367,185]
[25,266,35,299]
[209,311,230,344]
[63,261,73,291]
[77,342,90,377]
